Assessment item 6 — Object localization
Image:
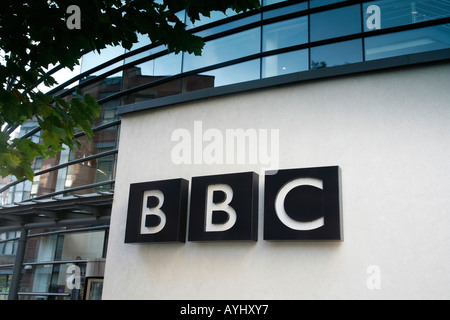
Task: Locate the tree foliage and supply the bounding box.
[0,0,260,181]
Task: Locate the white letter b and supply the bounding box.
[205,184,237,232]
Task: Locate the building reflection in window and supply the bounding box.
[365,24,450,61]
[311,39,363,69]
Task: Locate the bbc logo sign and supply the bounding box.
[125,166,342,243]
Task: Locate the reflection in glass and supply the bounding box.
[263,50,309,78]
[18,263,86,300]
[183,28,261,72]
[311,39,363,68]
[310,4,361,41]
[365,24,450,60]
[195,59,261,88]
[64,153,116,193]
[121,79,183,105]
[24,235,58,263]
[127,52,182,79]
[363,0,450,32]
[27,152,116,198]
[57,231,106,261]
[80,76,122,103]
[121,51,183,105]
[263,17,308,51]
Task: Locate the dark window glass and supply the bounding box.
[183,28,261,72]
[311,39,363,68]
[121,79,183,105]
[364,0,450,32]
[263,0,288,6]
[365,24,450,60]
[263,16,308,51]
[263,49,309,78]
[310,4,362,41]
[310,0,347,9]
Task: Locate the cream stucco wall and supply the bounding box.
[103,62,450,300]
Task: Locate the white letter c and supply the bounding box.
[275,178,325,231]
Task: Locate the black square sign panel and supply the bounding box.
[188,172,259,242]
[264,166,342,241]
[125,179,189,243]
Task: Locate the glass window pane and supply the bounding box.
[311,39,363,68]
[59,231,105,261]
[183,28,261,72]
[184,59,260,91]
[24,235,58,263]
[263,49,309,78]
[138,52,182,77]
[263,3,308,19]
[18,262,87,300]
[122,51,182,95]
[363,0,450,32]
[365,24,450,61]
[31,152,116,197]
[263,17,308,51]
[310,4,362,41]
[199,59,261,88]
[310,0,347,8]
[121,79,183,105]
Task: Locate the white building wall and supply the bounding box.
[103,62,450,300]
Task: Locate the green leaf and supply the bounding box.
[41,130,61,148]
[0,153,20,169]
[0,132,10,154]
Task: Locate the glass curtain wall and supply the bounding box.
[118,0,450,104]
[0,227,108,300]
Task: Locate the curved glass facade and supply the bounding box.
[44,1,450,118]
[77,0,450,110]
